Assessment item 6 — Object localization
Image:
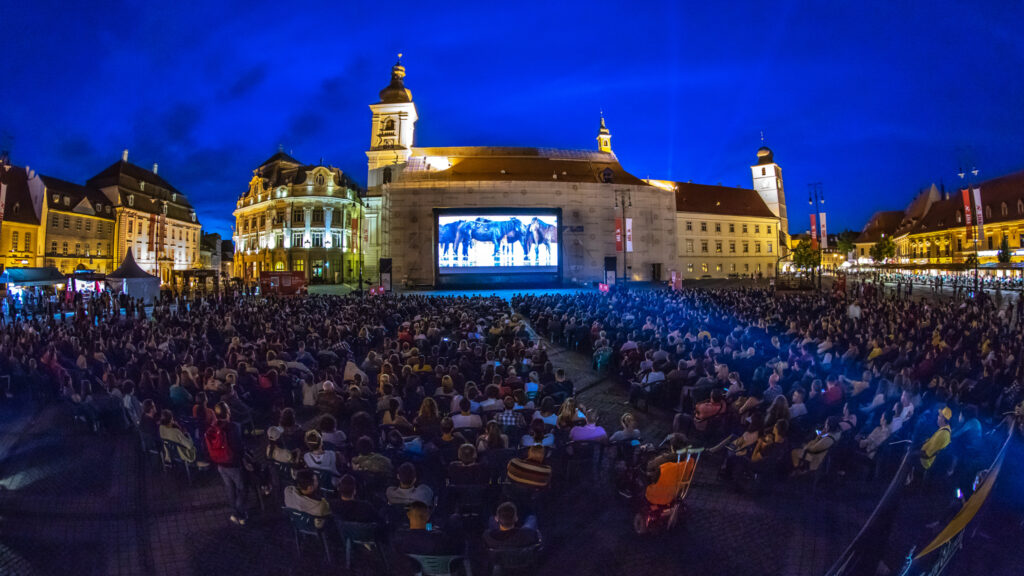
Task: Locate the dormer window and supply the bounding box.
[985,205,992,220]
[314,173,326,186]
[190,211,197,223]
[63,196,70,206]
[956,210,962,224]
[11,203,19,215]
[139,181,145,191]
[1018,199,1024,215]
[172,193,177,202]
[128,194,135,207]
[1001,202,1008,217]
[52,194,59,203]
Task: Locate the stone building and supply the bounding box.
[0,162,44,273]
[87,151,201,283]
[232,151,364,284]
[363,58,784,286]
[37,175,117,274]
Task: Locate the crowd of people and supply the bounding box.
[2,280,1020,572]
[515,283,1018,496]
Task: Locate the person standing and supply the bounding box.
[206,402,248,525]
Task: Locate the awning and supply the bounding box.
[0,267,67,286]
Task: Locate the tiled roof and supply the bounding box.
[86,160,199,225]
[0,165,40,225]
[670,182,777,218]
[898,170,1024,236]
[855,210,905,243]
[404,147,647,185]
[39,175,116,220]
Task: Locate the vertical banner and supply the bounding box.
[625,218,634,253]
[961,189,973,242]
[972,187,984,240]
[351,218,358,252]
[809,213,819,249]
[819,212,828,249]
[0,179,7,242]
[615,218,623,252]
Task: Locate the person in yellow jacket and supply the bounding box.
[919,407,952,470]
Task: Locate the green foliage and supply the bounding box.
[836,230,858,255]
[998,236,1012,264]
[792,239,821,270]
[869,236,896,263]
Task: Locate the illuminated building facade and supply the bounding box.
[232,152,364,284]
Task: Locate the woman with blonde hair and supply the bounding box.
[556,397,584,430]
[609,412,641,443]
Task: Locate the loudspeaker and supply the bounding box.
[604,256,617,272]
[379,258,392,291]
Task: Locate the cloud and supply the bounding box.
[225,64,268,100]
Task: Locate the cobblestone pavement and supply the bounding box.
[0,313,1019,576]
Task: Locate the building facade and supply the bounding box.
[87,152,202,283]
[232,152,364,284]
[647,179,781,278]
[0,163,44,273]
[37,175,117,274]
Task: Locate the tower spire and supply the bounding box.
[597,112,612,154]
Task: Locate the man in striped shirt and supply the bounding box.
[506,445,551,488]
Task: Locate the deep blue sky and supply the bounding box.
[2,1,1022,237]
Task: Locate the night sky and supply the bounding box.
[2,1,1022,238]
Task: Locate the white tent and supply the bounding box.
[106,248,160,303]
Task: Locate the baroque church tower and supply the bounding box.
[366,55,418,189]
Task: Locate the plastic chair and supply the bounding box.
[487,542,542,575]
[407,554,473,576]
[336,520,388,571]
[161,439,198,486]
[284,507,333,564]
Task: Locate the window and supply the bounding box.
[767,225,772,235]
[744,263,750,272]
[729,241,736,253]
[11,232,18,250]
[860,248,865,256]
[686,240,694,253]
[754,224,760,234]
[1018,200,1024,215]
[62,242,68,255]
[76,218,82,231]
[755,242,761,253]
[701,263,708,273]
[63,196,70,206]
[24,233,30,252]
[312,208,324,224]
[51,241,57,254]
[128,195,134,207]
[742,224,748,234]
[275,261,285,271]
[761,167,766,176]
[729,223,735,233]
[1001,202,1008,217]
[685,221,692,231]
[768,242,773,254]
[701,240,708,253]
[730,263,736,272]
[686,263,693,272]
[700,222,707,232]
[293,259,304,272]
[756,264,762,273]
[85,220,91,232]
[292,210,303,224]
[715,223,721,233]
[276,211,285,225]
[716,263,722,272]
[96,243,102,256]
[259,215,266,227]
[128,220,133,234]
[314,173,326,187]
[985,205,992,220]
[382,167,393,185]
[63,216,70,229]
[743,242,749,253]
[75,243,81,254]
[52,215,59,227]
[312,231,324,247]
[988,236,993,250]
[292,232,303,247]
[715,241,722,253]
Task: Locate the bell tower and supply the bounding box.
[751,146,788,244]
[597,114,612,154]
[367,55,418,188]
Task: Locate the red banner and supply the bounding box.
[961,188,973,242]
[809,213,819,250]
[615,218,623,252]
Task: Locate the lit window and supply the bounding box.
[701,263,708,273]
[715,241,722,253]
[85,220,92,232]
[716,263,722,272]
[51,241,57,254]
[62,242,68,255]
[686,263,693,272]
[294,259,305,272]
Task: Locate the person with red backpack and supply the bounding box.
[206,402,248,525]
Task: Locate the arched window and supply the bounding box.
[1001,202,1008,216]
[314,173,326,186]
[956,210,962,224]
[382,166,392,185]
[761,167,766,176]
[985,205,992,220]
[383,118,395,131]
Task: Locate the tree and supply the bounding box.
[792,239,821,271]
[998,236,1012,264]
[836,230,858,257]
[869,236,896,263]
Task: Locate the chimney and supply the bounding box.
[152,163,159,175]
[122,149,129,162]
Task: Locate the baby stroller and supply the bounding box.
[633,446,703,535]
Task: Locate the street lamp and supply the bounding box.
[614,188,632,287]
[808,182,824,291]
[958,166,981,296]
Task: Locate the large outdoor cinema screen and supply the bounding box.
[436,211,559,275]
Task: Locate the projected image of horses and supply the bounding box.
[437,215,558,269]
